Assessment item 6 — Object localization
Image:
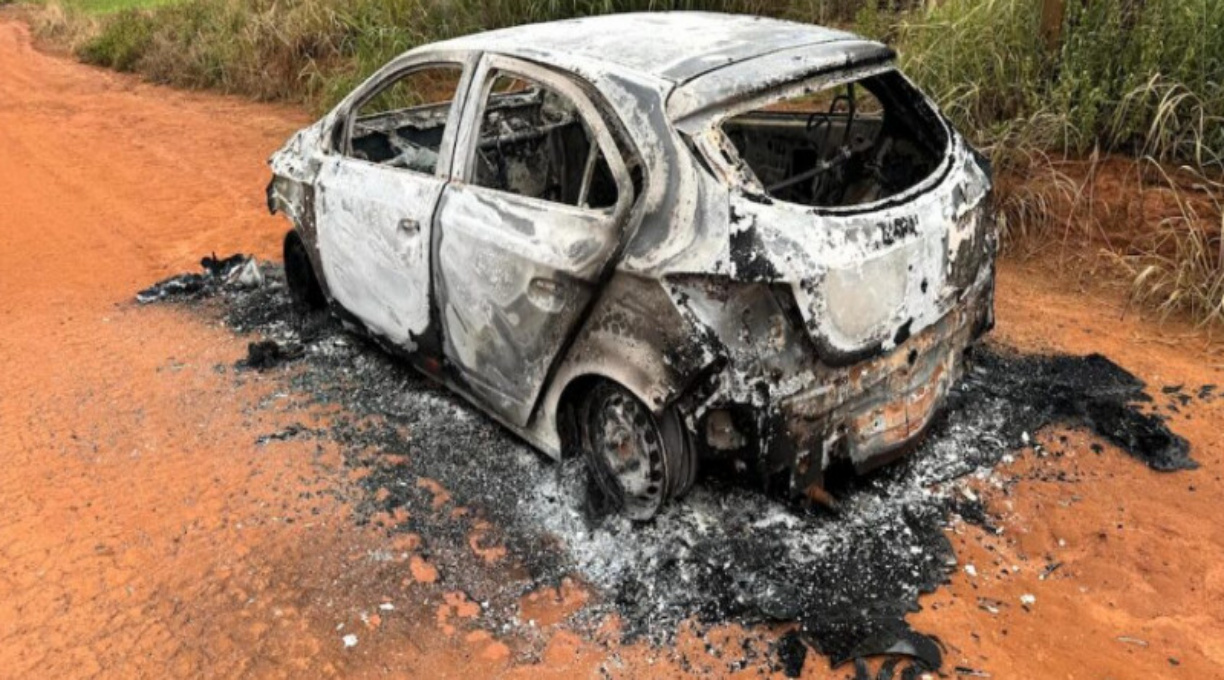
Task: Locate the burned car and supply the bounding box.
[267,12,996,519]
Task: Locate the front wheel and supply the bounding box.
[578,382,696,520]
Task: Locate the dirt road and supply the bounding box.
[2,16,1223,678]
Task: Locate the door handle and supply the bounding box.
[397,217,420,235]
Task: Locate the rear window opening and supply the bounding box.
[721,71,949,208]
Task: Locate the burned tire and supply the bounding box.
[579,382,696,520]
[283,231,326,311]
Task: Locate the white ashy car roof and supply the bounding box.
[429,12,890,90]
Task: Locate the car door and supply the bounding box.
[314,56,473,352]
[435,55,635,426]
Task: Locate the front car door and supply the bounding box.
[435,55,636,425]
[315,55,474,352]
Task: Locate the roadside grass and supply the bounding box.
[24,0,1224,326]
[46,0,901,103]
[896,0,1223,325]
[60,0,176,13]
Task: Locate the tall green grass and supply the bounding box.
[45,0,847,107]
[58,0,176,13]
[898,0,1223,324]
[64,0,865,103]
[900,0,1224,168]
[63,0,1223,163]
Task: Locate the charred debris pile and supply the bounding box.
[138,259,1196,677]
[137,253,263,304]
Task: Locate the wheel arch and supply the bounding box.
[533,273,716,459]
[283,228,328,311]
[555,367,699,509]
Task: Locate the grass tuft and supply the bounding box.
[76,7,152,69]
[1110,162,1224,326]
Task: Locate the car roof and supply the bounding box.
[429,12,859,84]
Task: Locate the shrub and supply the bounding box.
[61,0,881,104]
[77,8,154,70]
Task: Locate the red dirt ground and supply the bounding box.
[2,17,1223,678]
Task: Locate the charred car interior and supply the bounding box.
[348,65,464,174]
[722,71,948,208]
[267,13,997,520]
[474,76,621,209]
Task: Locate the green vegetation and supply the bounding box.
[42,0,883,102]
[896,0,1224,324]
[73,6,150,68]
[58,0,176,13]
[31,0,1224,324]
[900,0,1223,185]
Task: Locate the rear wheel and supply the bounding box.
[579,382,696,520]
[283,231,326,311]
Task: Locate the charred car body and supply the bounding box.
[267,13,996,519]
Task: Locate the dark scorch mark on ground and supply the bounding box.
[967,351,1194,472]
[143,262,1195,676]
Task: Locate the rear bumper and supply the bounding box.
[689,274,993,502]
[781,279,991,496]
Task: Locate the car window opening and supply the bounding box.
[473,73,619,209]
[348,65,464,174]
[721,71,948,208]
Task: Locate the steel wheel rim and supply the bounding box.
[587,388,665,519]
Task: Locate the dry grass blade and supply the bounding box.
[1111,159,1224,327]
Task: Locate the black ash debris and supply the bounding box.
[255,423,315,446]
[238,339,303,371]
[136,253,262,304]
[967,351,1195,472]
[144,261,1196,677]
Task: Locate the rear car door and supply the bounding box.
[435,55,635,426]
[315,57,472,351]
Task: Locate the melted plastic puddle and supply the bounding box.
[142,262,1198,677]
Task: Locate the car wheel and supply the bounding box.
[579,381,696,520]
[283,231,326,311]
